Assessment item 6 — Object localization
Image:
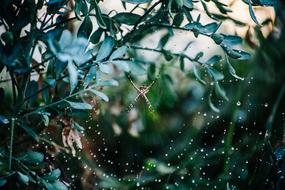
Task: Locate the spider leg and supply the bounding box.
[142,93,154,111]
[134,94,141,102]
[128,75,141,92]
[124,94,141,113]
[146,77,158,91]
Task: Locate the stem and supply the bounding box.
[121,0,162,44]
[42,16,77,31]
[22,87,91,118]
[130,45,204,65]
[146,23,211,37]
[8,118,15,171]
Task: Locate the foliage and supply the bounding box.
[0,0,280,189]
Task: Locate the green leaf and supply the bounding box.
[89,89,109,102]
[25,81,39,105]
[224,47,251,60]
[226,56,244,80]
[42,113,50,127]
[175,0,184,7]
[192,63,206,85]
[235,50,251,60]
[248,0,260,25]
[205,55,222,65]
[84,66,97,88]
[208,68,224,81]
[77,16,93,39]
[199,22,219,35]
[110,46,128,60]
[72,122,85,132]
[194,52,203,61]
[128,61,145,75]
[122,0,151,4]
[113,13,141,25]
[51,181,68,190]
[22,151,44,164]
[17,172,29,185]
[214,82,229,101]
[93,1,107,29]
[110,60,130,72]
[183,0,193,8]
[96,37,115,61]
[211,33,224,44]
[75,0,82,18]
[96,79,119,87]
[20,125,39,142]
[222,35,242,46]
[90,28,103,44]
[173,13,184,27]
[162,50,174,61]
[66,101,93,110]
[0,115,9,124]
[156,163,175,174]
[0,179,7,187]
[179,57,185,71]
[67,62,78,93]
[46,79,56,88]
[99,63,113,74]
[208,95,220,113]
[44,169,61,181]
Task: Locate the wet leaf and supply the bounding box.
[208,95,220,113]
[208,68,224,81]
[192,63,206,85]
[0,115,9,124]
[67,62,78,93]
[214,82,229,101]
[77,16,93,39]
[96,37,115,61]
[99,63,113,74]
[0,179,7,187]
[90,28,103,44]
[205,55,222,65]
[72,122,85,132]
[22,151,44,164]
[44,169,61,181]
[89,89,109,102]
[84,66,97,88]
[110,60,130,72]
[248,0,260,25]
[113,13,140,25]
[110,46,128,60]
[226,56,244,80]
[66,101,93,110]
[17,172,29,185]
[93,1,107,29]
[96,79,119,87]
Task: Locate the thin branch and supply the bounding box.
[121,0,162,44]
[8,118,15,171]
[22,81,95,118]
[130,45,204,65]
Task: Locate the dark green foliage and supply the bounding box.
[0,0,280,189]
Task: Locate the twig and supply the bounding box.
[121,0,162,44]
[8,118,15,171]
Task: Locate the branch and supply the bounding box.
[130,45,204,65]
[121,0,162,44]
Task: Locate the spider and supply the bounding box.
[127,75,158,112]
